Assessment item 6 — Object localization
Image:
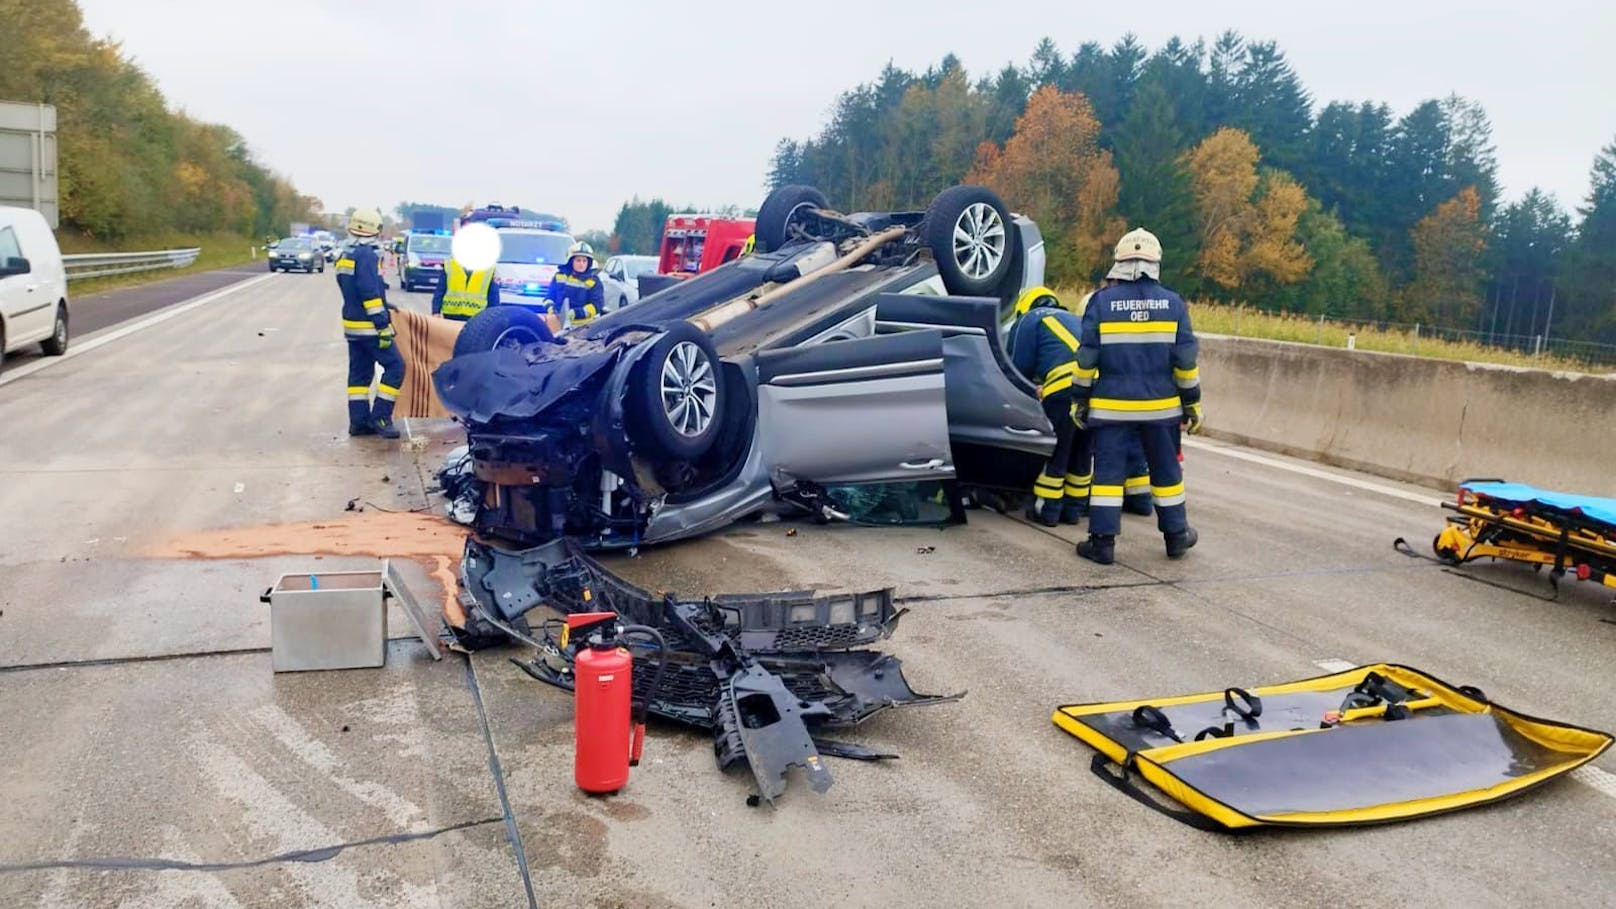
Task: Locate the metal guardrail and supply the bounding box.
[62,247,200,281]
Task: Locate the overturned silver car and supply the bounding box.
[435,184,1058,549]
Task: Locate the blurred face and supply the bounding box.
[571,255,589,271]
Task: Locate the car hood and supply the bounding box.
[433,337,628,425]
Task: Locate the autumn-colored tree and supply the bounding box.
[1183,128,1312,292]
[1403,186,1489,326]
[966,86,1123,282]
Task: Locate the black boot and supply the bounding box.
[372,417,402,440]
[348,422,377,437]
[1076,534,1115,565]
[1165,527,1199,559]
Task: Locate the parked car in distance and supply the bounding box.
[0,206,71,373]
[268,236,325,273]
[600,254,658,310]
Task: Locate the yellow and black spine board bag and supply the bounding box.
[1052,663,1611,830]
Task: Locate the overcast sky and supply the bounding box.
[78,0,1615,232]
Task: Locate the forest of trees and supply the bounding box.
[768,34,1616,345]
[2,0,319,241]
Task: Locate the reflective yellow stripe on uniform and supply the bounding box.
[347,385,369,400]
[1041,315,1079,351]
[1125,476,1151,492]
[1099,321,1177,344]
[376,383,400,402]
[1090,484,1125,508]
[1174,366,1200,388]
[342,318,379,336]
[1091,397,1182,412]
[1042,361,1076,398]
[335,258,355,275]
[1034,473,1065,500]
[362,297,384,315]
[1152,482,1186,507]
[1073,364,1099,387]
[1065,472,1092,496]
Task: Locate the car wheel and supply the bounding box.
[755,185,829,253]
[628,322,725,462]
[452,305,553,358]
[268,263,275,272]
[925,185,1015,297]
[40,304,68,356]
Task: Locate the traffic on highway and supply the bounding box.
[4,5,1616,908]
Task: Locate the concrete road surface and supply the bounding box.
[0,272,1612,908]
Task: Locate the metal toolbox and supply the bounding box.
[264,569,387,672]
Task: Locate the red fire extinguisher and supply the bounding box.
[563,612,667,795]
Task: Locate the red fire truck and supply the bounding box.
[656,214,756,278]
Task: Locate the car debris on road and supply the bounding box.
[457,537,963,804]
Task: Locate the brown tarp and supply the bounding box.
[392,308,460,418]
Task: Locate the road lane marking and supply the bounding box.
[1571,765,1616,799]
[1183,438,1445,507]
[0,272,275,388]
[1312,659,1358,673]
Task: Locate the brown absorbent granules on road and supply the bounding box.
[148,510,470,624]
[148,510,466,560]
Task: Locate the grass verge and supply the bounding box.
[1051,286,1602,374]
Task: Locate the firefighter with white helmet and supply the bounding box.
[545,241,605,327]
[1072,228,1203,564]
[335,207,404,439]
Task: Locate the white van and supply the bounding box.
[0,206,70,372]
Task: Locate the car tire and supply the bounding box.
[452,305,553,358]
[925,185,1015,297]
[627,322,725,462]
[755,185,829,253]
[267,263,275,272]
[40,304,68,356]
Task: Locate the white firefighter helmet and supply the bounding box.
[347,207,383,238]
[1113,228,1162,263]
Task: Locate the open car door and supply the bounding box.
[873,293,1054,491]
[752,330,954,487]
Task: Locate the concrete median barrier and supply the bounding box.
[1197,334,1616,494]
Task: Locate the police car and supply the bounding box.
[461,206,575,312]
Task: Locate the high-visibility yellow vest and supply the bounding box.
[441,259,494,319]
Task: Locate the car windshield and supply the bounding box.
[280,238,313,250]
[498,232,574,264]
[625,258,658,277]
[410,235,451,254]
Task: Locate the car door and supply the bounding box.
[0,223,49,346]
[752,329,954,486]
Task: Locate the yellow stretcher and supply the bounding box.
[1053,664,1611,830]
[1432,481,1616,598]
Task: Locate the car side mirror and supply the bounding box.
[0,256,30,277]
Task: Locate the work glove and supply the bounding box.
[1182,401,1204,435]
[1071,400,1089,430]
[378,326,396,350]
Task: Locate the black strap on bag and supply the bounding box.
[1089,753,1227,832]
[1131,705,1183,743]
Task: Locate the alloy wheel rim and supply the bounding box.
[952,202,1007,279]
[660,341,716,437]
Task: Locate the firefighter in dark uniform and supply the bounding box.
[433,253,500,321]
[1073,228,1204,564]
[1081,284,1155,517]
[1009,286,1091,526]
[336,207,405,439]
[546,241,605,327]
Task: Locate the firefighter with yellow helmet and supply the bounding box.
[1007,286,1093,526]
[336,207,404,439]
